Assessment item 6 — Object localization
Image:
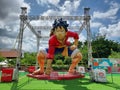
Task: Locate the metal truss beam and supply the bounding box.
[28,16,84,21]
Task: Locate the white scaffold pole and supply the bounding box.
[84,8,93,66]
[14,7,27,81]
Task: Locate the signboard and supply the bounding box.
[1,68,13,82]
[91,69,107,82]
[77,66,85,74]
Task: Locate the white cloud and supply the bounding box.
[0,0,31,50]
[93,2,120,19]
[0,0,30,29]
[42,9,62,16]
[22,41,37,52]
[71,21,81,26]
[99,21,120,37]
[60,0,81,15]
[36,0,81,12]
[104,0,109,3]
[36,0,60,6]
[41,0,81,16]
[110,1,120,9]
[91,22,103,28]
[41,6,71,16]
[91,1,120,42]
[79,34,86,42]
[0,0,30,28]
[93,8,118,19]
[61,1,73,12]
[48,0,60,6]
[73,0,81,10]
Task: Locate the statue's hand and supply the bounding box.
[70,45,77,50]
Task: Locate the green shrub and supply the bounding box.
[55,60,63,65]
[52,65,69,70]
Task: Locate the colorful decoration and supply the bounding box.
[93,58,120,73]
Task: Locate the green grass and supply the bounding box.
[0,72,120,90]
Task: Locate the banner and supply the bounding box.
[93,58,120,73]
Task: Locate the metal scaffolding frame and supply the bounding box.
[14,7,92,81]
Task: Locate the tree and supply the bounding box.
[64,57,71,65]
[79,42,88,66]
[7,59,16,66]
[91,33,120,58]
[109,49,120,58]
[21,52,36,65]
[0,55,6,62]
[92,36,120,58]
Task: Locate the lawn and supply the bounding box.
[0,72,120,90]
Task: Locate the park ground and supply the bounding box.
[0,71,120,90]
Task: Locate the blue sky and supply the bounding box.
[0,0,120,52]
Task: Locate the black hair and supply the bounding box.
[50,18,69,36]
[53,18,69,31]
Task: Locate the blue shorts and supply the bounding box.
[46,47,73,56]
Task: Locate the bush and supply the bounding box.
[64,57,71,64]
[55,60,63,65]
[52,65,69,71]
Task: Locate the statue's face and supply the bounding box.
[54,26,66,40]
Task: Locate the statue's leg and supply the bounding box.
[45,59,53,75]
[32,51,46,75]
[68,52,82,74]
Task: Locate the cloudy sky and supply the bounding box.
[0,0,120,52]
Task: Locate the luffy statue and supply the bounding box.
[33,18,82,75]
